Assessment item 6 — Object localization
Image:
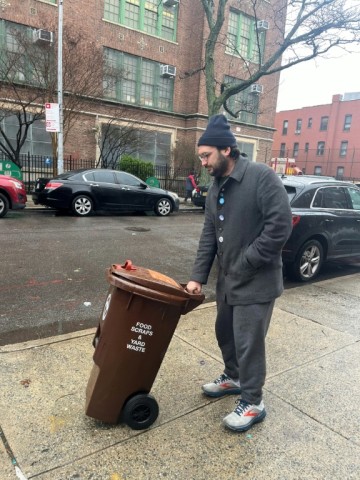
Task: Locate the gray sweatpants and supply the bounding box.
[215,299,275,405]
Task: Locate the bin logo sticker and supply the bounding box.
[102,293,111,321]
[127,322,153,353]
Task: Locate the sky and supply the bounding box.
[276,50,360,112]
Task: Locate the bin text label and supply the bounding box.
[127,322,154,353]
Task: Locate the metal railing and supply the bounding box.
[0,153,198,197]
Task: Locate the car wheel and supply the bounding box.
[289,239,324,282]
[154,198,172,216]
[71,195,94,216]
[0,193,9,218]
[121,393,159,430]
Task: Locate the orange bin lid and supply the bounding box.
[110,260,189,298]
[108,260,204,314]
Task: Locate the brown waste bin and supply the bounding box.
[85,260,204,430]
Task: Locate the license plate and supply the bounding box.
[36,183,40,189]
[203,192,207,196]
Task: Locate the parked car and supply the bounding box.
[0,174,27,218]
[281,175,360,282]
[192,185,209,209]
[32,169,179,217]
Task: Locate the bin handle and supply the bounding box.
[118,259,137,271]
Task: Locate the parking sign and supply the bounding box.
[45,103,60,132]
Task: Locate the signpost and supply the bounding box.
[45,103,60,132]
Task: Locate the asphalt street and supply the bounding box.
[1,206,360,345]
[0,207,215,344]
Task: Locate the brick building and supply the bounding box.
[1,0,285,168]
[272,93,360,180]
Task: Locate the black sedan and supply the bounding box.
[32,169,180,217]
[281,175,360,282]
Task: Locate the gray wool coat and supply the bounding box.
[191,157,293,305]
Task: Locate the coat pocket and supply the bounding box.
[229,249,257,288]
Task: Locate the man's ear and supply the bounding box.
[223,147,231,158]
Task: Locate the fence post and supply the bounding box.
[165,164,170,190]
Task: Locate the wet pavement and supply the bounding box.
[0,273,359,479]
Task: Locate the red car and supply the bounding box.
[0,174,27,218]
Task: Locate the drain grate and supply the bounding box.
[125,227,151,232]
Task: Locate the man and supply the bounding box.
[186,114,292,432]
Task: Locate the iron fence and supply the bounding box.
[0,152,197,197]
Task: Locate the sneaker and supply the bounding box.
[223,399,266,432]
[202,373,241,398]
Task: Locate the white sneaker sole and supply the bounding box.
[224,409,266,432]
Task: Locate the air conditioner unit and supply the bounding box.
[33,29,54,44]
[250,83,263,94]
[257,20,269,31]
[163,0,179,7]
[160,65,176,78]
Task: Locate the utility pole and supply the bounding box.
[57,0,64,174]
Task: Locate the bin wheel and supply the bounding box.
[122,393,159,430]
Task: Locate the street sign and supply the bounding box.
[45,103,60,132]
[0,160,22,179]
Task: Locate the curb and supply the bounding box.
[0,302,216,353]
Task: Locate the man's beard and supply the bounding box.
[209,152,229,178]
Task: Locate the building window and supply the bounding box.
[0,112,52,158]
[305,142,309,153]
[336,166,344,180]
[307,117,312,128]
[103,48,174,110]
[320,116,329,131]
[282,120,288,135]
[314,166,322,175]
[238,142,255,161]
[0,20,54,86]
[295,119,302,134]
[123,129,171,165]
[317,141,325,155]
[293,143,299,157]
[343,114,352,131]
[223,76,259,124]
[104,1,178,42]
[340,141,348,157]
[280,143,286,157]
[226,10,266,63]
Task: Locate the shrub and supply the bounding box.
[118,155,154,182]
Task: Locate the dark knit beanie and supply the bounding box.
[198,114,237,147]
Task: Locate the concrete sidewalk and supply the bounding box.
[1,274,359,479]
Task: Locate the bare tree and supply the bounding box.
[196,0,360,116]
[95,108,154,169]
[0,24,49,165]
[172,140,199,171]
[0,23,121,170]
